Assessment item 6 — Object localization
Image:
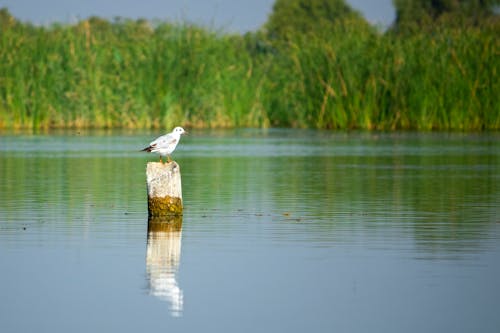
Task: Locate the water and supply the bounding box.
[0,130,499,333]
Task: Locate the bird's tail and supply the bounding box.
[141,146,153,152]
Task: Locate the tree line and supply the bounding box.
[0,1,498,130]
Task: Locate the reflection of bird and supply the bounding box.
[142,127,186,163]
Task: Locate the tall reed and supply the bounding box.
[0,11,498,130]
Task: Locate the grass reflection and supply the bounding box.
[0,132,498,256]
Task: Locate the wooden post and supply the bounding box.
[146,161,183,217]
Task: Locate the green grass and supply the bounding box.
[0,12,498,130]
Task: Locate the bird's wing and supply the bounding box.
[149,135,165,147]
[142,135,163,151]
[155,134,177,147]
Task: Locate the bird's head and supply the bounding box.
[173,127,187,135]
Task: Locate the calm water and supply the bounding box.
[0,129,499,333]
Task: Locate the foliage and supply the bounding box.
[265,0,369,39]
[0,6,498,130]
[393,0,500,31]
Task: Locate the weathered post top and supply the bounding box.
[146,161,183,217]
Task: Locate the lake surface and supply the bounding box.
[0,129,499,333]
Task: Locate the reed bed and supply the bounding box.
[0,13,498,130]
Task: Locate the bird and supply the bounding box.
[141,127,186,163]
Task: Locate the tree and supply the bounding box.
[393,0,499,29]
[265,0,369,39]
[0,8,18,30]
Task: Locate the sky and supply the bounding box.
[0,0,396,33]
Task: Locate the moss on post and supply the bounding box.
[146,161,183,217]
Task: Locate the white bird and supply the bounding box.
[142,127,186,163]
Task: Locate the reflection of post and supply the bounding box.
[146,216,183,317]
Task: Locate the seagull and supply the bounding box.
[142,127,186,163]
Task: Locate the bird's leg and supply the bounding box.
[159,156,163,163]
[167,155,172,163]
